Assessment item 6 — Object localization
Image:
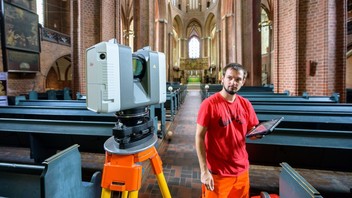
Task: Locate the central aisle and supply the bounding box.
[139,90,203,198]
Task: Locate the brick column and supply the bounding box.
[241,0,261,86]
[202,37,210,58]
[168,32,174,82]
[134,0,155,50]
[155,18,168,53]
[221,13,235,64]
[71,0,101,96]
[71,0,80,97]
[100,1,117,41]
[180,38,187,58]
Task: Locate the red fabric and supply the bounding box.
[197,93,259,176]
[202,171,250,198]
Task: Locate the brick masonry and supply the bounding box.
[0,0,349,100]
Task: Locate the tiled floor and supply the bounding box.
[139,90,203,198]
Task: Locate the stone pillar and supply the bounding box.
[222,13,235,64]
[100,1,116,41]
[168,32,174,82]
[203,37,211,58]
[70,0,82,97]
[155,18,168,53]
[216,29,221,83]
[134,0,155,50]
[234,0,242,64]
[180,38,187,58]
[241,0,261,86]
[71,0,101,96]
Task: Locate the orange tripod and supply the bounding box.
[100,135,171,198]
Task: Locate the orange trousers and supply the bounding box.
[202,171,250,198]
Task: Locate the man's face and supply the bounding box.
[221,69,245,95]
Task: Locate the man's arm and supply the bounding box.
[195,124,214,191]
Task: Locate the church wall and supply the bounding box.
[0,0,348,99]
[298,0,346,98]
[0,33,70,96]
[274,0,299,95]
[274,0,346,99]
[71,0,101,96]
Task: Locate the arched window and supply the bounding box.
[188,36,200,58]
[172,0,178,6]
[260,8,271,55]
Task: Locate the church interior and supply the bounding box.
[0,0,351,197]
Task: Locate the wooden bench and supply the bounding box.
[279,162,323,197]
[164,92,177,121]
[0,102,165,162]
[246,106,352,171]
[0,144,101,198]
[253,102,352,112]
[167,82,188,104]
[247,93,339,103]
[17,99,87,107]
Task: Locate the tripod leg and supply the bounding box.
[149,149,171,198]
[156,172,171,198]
[101,188,112,198]
[121,191,128,198]
[128,190,138,198]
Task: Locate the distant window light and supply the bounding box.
[189,37,200,58]
[36,0,44,26]
[188,0,199,10]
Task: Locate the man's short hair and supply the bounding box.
[222,63,248,79]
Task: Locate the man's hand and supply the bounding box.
[201,170,214,191]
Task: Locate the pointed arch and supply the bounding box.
[186,19,202,38]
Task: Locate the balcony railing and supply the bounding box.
[41,27,71,46]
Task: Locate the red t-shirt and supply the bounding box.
[197,92,259,176]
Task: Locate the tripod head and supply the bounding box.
[113,107,154,149]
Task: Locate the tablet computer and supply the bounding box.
[246,117,284,138]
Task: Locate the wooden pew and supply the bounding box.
[164,92,177,121]
[0,118,114,162]
[153,103,167,138]
[167,82,188,104]
[202,89,339,103]
[258,162,323,197]
[200,84,339,104]
[0,144,101,198]
[246,107,352,171]
[247,93,339,103]
[253,102,352,112]
[17,99,87,107]
[200,84,289,100]
[279,162,323,198]
[0,105,115,121]
[0,101,165,162]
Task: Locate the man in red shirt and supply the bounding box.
[196,63,261,198]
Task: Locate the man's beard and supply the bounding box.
[224,86,237,95]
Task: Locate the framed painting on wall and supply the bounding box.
[6,49,40,73]
[3,1,40,53]
[4,0,31,11]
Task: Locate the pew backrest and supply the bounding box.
[0,144,101,198]
[279,162,323,198]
